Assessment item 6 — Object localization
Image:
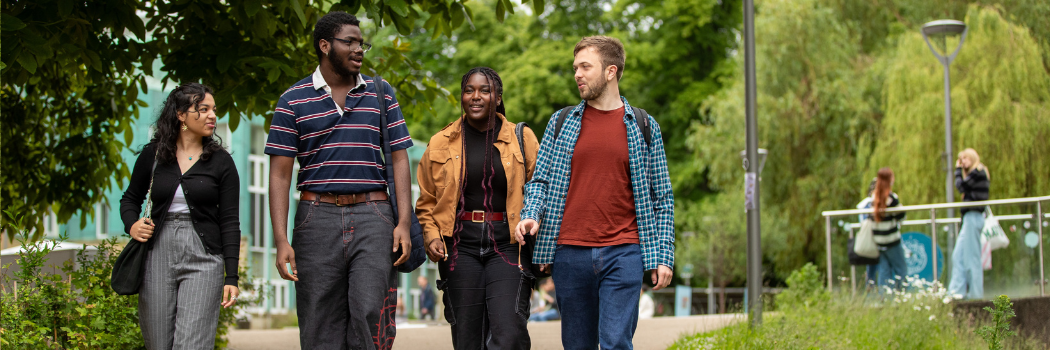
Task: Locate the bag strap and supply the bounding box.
[552,105,651,146]
[374,77,400,222]
[514,122,530,270]
[143,150,159,219]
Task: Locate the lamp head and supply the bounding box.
[922,20,966,36]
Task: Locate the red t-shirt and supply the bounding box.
[558,104,639,246]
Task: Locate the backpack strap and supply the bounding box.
[631,106,652,147]
[515,122,529,173]
[552,105,652,147]
[374,77,400,221]
[551,106,574,144]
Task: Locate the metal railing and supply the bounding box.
[821,195,1049,296]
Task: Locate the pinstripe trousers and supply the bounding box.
[139,212,225,350]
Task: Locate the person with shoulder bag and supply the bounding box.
[415,67,538,349]
[866,168,907,290]
[119,83,240,349]
[948,148,991,299]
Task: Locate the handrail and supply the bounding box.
[842,213,1047,229]
[822,195,1046,297]
[821,195,1050,217]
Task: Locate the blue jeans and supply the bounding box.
[529,308,560,322]
[949,211,985,299]
[552,244,643,350]
[865,242,907,291]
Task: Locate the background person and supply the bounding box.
[415,67,538,349]
[417,276,436,321]
[529,278,560,322]
[120,83,240,350]
[868,168,907,290]
[948,148,990,299]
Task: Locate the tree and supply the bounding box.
[0,0,529,239]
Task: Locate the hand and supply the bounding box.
[392,225,411,266]
[426,238,446,262]
[955,158,962,168]
[130,218,155,242]
[221,285,239,308]
[515,219,539,245]
[275,242,298,281]
[651,265,673,290]
[538,264,552,274]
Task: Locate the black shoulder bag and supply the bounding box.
[111,151,158,295]
[514,122,551,279]
[375,77,427,273]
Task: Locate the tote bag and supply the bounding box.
[852,219,879,259]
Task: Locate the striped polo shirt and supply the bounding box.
[265,67,413,194]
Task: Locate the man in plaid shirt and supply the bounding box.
[515,36,675,349]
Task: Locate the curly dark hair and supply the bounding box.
[148,83,224,163]
[313,11,361,62]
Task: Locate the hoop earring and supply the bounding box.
[181,122,188,131]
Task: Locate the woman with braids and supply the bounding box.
[948,148,990,299]
[120,83,240,349]
[415,67,538,349]
[866,168,907,290]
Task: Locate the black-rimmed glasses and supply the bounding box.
[328,37,372,53]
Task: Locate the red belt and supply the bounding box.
[300,190,388,206]
[457,211,507,222]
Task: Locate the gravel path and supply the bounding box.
[226,314,743,350]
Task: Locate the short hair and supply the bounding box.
[313,12,361,62]
[573,36,626,81]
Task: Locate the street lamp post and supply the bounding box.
[739,146,766,326]
[921,20,967,222]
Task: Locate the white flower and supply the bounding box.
[947,312,954,318]
[929,315,936,321]
[942,298,951,304]
[925,306,931,311]
[914,306,921,311]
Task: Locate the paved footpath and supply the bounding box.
[227,314,743,350]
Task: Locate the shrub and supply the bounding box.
[1,226,257,349]
[975,295,1018,350]
[776,262,829,310]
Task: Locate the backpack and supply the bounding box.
[551,105,653,146]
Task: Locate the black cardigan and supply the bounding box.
[955,167,990,215]
[120,142,241,286]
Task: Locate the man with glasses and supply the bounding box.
[266,11,414,349]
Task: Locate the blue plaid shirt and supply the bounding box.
[521,97,675,271]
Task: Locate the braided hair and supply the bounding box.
[447,67,515,270]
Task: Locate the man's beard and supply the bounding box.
[327,50,356,79]
[579,77,608,101]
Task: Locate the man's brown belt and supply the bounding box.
[300,190,388,206]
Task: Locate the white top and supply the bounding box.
[168,184,190,213]
[638,292,655,319]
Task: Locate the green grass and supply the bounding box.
[670,267,1043,350]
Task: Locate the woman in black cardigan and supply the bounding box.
[120,83,240,349]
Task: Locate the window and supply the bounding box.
[96,202,111,239]
[247,279,290,315]
[43,208,59,238]
[249,154,269,250]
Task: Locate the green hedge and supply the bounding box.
[1,231,259,349]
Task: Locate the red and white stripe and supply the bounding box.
[269,125,297,135]
[289,94,331,106]
[274,107,295,116]
[386,119,405,129]
[299,160,384,172]
[386,102,400,111]
[296,142,380,157]
[299,124,380,140]
[283,83,313,95]
[299,179,387,186]
[390,135,412,146]
[343,107,381,114]
[265,143,297,152]
[295,109,339,123]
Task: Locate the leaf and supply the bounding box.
[289,0,307,26]
[385,0,411,17]
[129,16,147,40]
[0,61,6,70]
[267,68,280,83]
[450,3,465,29]
[217,51,235,73]
[495,0,506,23]
[1,14,26,31]
[16,53,37,74]
[245,0,263,17]
[531,0,545,17]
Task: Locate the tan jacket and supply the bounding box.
[415,114,539,246]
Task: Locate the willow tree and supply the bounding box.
[870,6,1050,291]
[872,6,1049,206]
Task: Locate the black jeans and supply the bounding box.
[437,220,533,350]
[291,201,399,350]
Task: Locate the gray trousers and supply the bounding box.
[292,200,399,350]
[139,212,225,350]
